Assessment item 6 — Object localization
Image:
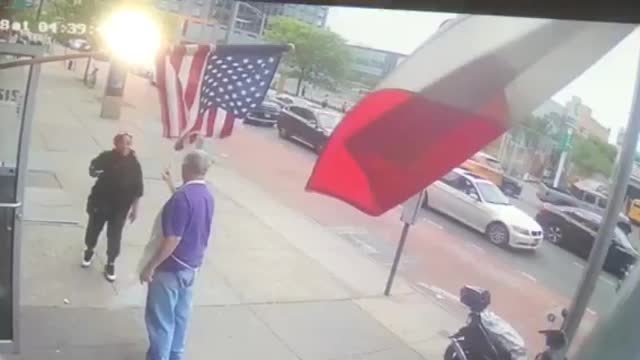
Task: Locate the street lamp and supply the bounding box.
[224,1,266,44]
[99,9,162,119]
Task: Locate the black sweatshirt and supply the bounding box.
[88,150,144,211]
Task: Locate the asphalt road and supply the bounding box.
[213,121,621,350]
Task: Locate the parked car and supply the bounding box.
[66,38,91,51]
[536,182,632,235]
[460,152,523,198]
[244,100,281,126]
[276,104,341,154]
[423,168,543,250]
[271,94,297,108]
[535,204,638,278]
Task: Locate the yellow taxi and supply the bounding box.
[628,199,640,225]
[460,152,504,187]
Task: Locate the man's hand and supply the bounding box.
[162,168,177,194]
[162,168,171,182]
[139,265,155,284]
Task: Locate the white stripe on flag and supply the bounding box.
[213,108,227,137]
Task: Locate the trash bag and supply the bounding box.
[481,311,528,360]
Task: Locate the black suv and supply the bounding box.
[536,204,637,279]
[277,104,341,154]
[244,100,281,126]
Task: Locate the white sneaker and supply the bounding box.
[81,249,94,268]
[104,263,116,282]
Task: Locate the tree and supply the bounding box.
[570,135,618,178]
[265,17,351,95]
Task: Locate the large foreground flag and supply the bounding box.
[305,16,635,216]
[156,44,289,142]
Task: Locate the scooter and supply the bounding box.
[444,286,527,360]
[534,309,568,360]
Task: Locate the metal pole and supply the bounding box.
[498,134,507,162]
[0,51,104,70]
[34,0,45,22]
[83,56,92,84]
[561,52,640,352]
[553,150,568,187]
[553,127,573,187]
[258,12,267,37]
[224,1,240,44]
[384,222,411,296]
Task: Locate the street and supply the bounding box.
[211,120,620,350]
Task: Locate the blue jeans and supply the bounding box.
[145,269,196,360]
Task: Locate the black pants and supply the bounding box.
[84,204,128,263]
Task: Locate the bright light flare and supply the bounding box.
[100,9,161,66]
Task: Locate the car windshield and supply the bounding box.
[476,182,510,205]
[317,112,340,129]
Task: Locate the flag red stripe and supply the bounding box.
[219,112,235,138]
[156,49,170,138]
[184,45,210,109]
[169,47,188,133]
[205,109,216,137]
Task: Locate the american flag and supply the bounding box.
[156,44,289,141]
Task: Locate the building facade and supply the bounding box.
[531,96,611,144]
[347,44,407,88]
[156,0,329,43]
[565,96,610,143]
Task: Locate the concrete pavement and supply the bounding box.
[1,50,464,359]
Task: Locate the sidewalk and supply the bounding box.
[2,55,463,359]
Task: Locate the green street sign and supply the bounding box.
[3,0,28,9]
[559,130,574,152]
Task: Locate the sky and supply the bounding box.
[325,7,640,143]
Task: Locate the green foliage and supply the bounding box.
[570,135,618,177]
[265,17,351,92]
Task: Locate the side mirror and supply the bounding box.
[469,192,480,202]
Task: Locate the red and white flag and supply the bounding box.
[156,44,288,145]
[306,16,635,216]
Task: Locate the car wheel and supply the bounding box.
[486,222,509,247]
[444,344,461,360]
[544,224,563,244]
[278,126,289,139]
[503,184,514,197]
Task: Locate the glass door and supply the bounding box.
[0,44,43,353]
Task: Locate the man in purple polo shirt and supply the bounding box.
[139,150,214,360]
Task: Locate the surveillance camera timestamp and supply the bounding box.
[0,19,96,35]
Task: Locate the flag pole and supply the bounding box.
[384,222,411,296]
[560,50,640,355]
[384,190,426,296]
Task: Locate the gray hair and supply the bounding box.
[182,150,211,176]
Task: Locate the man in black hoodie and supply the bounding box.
[82,133,144,282]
